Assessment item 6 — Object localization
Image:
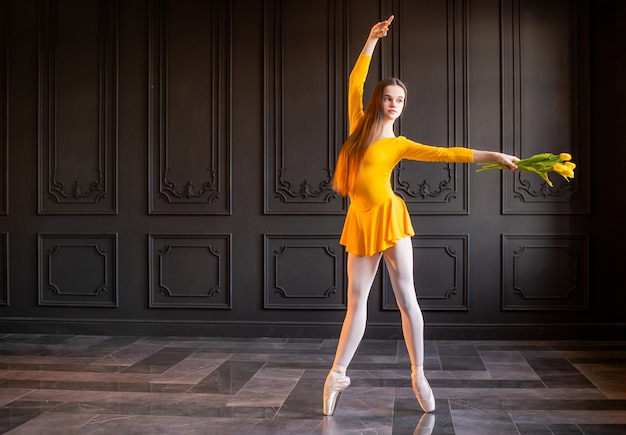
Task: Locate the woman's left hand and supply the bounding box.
[369,15,394,39]
[473,150,520,170]
[496,153,520,170]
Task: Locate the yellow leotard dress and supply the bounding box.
[339,54,475,256]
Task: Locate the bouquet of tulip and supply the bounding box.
[477,152,575,187]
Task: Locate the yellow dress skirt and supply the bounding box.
[340,193,414,257]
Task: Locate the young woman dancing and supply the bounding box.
[323,15,519,416]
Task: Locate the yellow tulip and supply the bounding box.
[553,163,575,180]
[477,152,576,187]
[559,153,572,161]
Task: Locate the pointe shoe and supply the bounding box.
[411,366,435,413]
[323,371,350,416]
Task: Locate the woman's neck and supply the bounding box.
[375,121,396,140]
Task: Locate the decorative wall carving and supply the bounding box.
[501,0,590,214]
[264,234,346,309]
[0,0,7,215]
[38,0,118,214]
[502,234,589,310]
[148,0,231,215]
[392,1,470,215]
[0,233,6,306]
[382,235,469,311]
[149,234,232,308]
[38,234,118,307]
[264,0,347,214]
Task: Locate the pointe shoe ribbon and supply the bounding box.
[411,366,435,413]
[323,371,350,416]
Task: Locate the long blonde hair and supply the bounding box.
[332,78,407,196]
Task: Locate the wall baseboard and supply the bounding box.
[0,318,624,340]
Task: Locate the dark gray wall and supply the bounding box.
[0,0,624,339]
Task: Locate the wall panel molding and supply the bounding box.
[148,0,231,215]
[393,0,470,215]
[502,234,589,310]
[38,0,118,214]
[1,318,625,341]
[264,234,346,309]
[0,0,7,215]
[38,233,118,307]
[382,234,469,311]
[501,0,590,214]
[0,233,7,306]
[149,234,232,309]
[264,0,347,214]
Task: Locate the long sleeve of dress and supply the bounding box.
[398,137,474,163]
[348,54,371,134]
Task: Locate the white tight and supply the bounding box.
[331,237,425,374]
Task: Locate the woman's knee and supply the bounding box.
[397,297,421,316]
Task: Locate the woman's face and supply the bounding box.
[381,85,405,121]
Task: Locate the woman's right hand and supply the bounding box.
[369,15,394,39]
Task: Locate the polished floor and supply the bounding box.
[0,334,625,434]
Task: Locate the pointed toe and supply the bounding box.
[323,371,350,416]
[412,366,435,413]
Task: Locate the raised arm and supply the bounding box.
[361,15,394,55]
[348,16,395,132]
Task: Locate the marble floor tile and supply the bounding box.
[91,339,169,367]
[510,409,626,425]
[451,409,520,435]
[0,399,59,433]
[0,389,31,407]
[150,353,231,385]
[483,362,542,380]
[189,360,265,394]
[574,363,626,399]
[0,335,624,434]
[434,387,607,400]
[440,355,487,371]
[228,367,304,407]
[477,350,527,363]
[4,411,98,435]
[122,348,195,374]
[577,424,626,435]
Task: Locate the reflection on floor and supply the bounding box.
[0,334,625,434]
